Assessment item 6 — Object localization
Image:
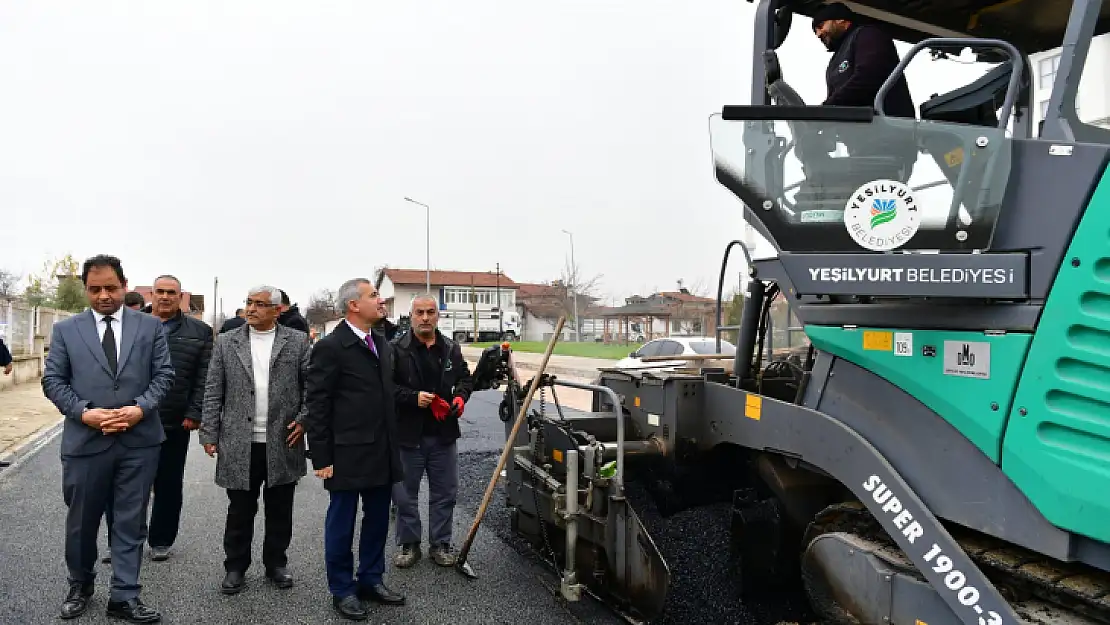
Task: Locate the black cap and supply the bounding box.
[812,2,855,30]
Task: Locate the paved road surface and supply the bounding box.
[0,389,622,625]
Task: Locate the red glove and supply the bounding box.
[452,396,465,417]
[430,396,451,422]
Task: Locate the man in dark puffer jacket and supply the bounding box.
[145,275,213,560]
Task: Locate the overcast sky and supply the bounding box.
[0,1,992,319]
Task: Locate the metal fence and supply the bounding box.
[0,300,75,356]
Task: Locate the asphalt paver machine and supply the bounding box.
[479,0,1110,622]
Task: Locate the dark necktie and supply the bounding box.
[103,316,118,375]
[365,334,378,357]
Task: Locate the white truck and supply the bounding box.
[323,310,520,343]
[438,309,519,343]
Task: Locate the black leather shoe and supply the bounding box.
[332,595,368,621]
[221,571,246,595]
[60,582,94,619]
[265,566,293,589]
[105,597,161,623]
[358,582,405,606]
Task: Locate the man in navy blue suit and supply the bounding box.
[305,277,405,621]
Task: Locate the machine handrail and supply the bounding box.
[550,378,628,494]
[722,104,874,122]
[715,239,754,354]
[874,37,1024,130]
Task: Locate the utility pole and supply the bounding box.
[212,277,219,337]
[562,229,578,342]
[471,275,478,343]
[403,196,431,292]
[496,263,502,336]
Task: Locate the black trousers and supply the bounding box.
[148,428,191,548]
[223,443,296,573]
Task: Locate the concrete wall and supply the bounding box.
[520,310,568,342]
[0,355,42,392]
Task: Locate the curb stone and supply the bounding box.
[0,417,63,475]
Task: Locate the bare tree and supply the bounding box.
[0,269,19,298]
[671,278,714,335]
[372,264,390,289]
[305,288,341,325]
[559,259,603,333]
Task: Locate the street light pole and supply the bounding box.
[562,229,578,342]
[403,197,431,293]
[496,262,502,336]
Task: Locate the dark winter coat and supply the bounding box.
[375,317,401,342]
[824,24,914,118]
[304,320,403,492]
[279,305,310,333]
[220,316,246,334]
[158,311,213,429]
[391,329,474,447]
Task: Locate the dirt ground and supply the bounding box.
[0,382,61,458]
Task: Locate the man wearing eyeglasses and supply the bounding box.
[198,285,311,595]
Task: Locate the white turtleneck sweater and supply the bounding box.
[250,326,277,444]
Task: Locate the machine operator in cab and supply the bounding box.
[813,2,915,118]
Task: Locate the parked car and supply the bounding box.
[614,336,736,370]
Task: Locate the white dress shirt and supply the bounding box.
[345,319,368,341]
[94,308,123,363]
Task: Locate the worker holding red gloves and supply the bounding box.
[428,395,465,421]
[389,295,474,569]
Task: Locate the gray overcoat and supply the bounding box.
[198,323,310,491]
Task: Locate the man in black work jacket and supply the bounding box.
[142,275,213,560]
[390,294,473,568]
[813,3,914,118]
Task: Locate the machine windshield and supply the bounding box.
[709,112,1013,253]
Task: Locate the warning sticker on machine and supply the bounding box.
[894,333,913,357]
[942,341,990,379]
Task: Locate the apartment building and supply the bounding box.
[1029,33,1110,129]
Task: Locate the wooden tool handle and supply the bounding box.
[456,315,566,565]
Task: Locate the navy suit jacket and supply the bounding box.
[42,306,175,458]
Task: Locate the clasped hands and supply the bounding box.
[82,406,143,435]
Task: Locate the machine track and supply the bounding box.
[804,502,1110,624]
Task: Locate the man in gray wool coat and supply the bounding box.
[198,284,311,595]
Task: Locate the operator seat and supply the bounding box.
[762,50,913,218]
[916,59,1028,232]
[919,60,1028,186]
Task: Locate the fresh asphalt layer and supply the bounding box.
[0,390,623,625]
